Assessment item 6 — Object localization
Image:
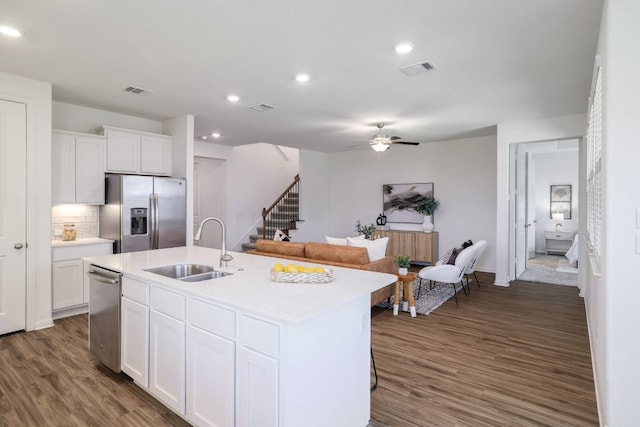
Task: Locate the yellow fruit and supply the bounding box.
[273,263,284,272]
[285,264,299,273]
[314,267,325,273]
[302,267,314,273]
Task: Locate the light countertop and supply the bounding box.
[84,246,396,324]
[52,237,114,247]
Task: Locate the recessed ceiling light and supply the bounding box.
[394,42,414,54]
[201,136,208,140]
[0,26,21,38]
[212,132,221,138]
[227,95,240,102]
[295,74,310,83]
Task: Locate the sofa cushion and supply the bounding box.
[346,236,389,262]
[325,234,365,246]
[305,242,370,265]
[255,239,306,258]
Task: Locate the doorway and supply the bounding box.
[511,139,579,286]
[193,156,226,249]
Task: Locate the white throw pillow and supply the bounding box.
[346,236,389,262]
[325,234,365,246]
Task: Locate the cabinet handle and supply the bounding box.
[14,243,24,249]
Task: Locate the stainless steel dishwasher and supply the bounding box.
[87,265,122,372]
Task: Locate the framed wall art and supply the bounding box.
[550,184,572,219]
[382,182,434,223]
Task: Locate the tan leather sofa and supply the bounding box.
[247,239,395,306]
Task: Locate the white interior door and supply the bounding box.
[515,146,527,277]
[0,99,27,335]
[526,153,537,259]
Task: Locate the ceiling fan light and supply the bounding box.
[371,141,390,152]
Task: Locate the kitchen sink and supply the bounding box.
[144,263,214,279]
[178,271,233,282]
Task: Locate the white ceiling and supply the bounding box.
[0,0,603,153]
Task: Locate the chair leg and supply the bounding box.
[370,347,378,392]
[417,278,423,297]
[451,283,459,307]
[460,280,468,296]
[474,271,481,288]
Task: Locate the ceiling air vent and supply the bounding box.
[399,61,438,76]
[124,85,154,95]
[249,103,275,112]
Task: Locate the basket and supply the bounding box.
[270,268,334,284]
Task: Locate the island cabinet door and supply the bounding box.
[237,346,278,427]
[237,314,279,427]
[149,309,186,414]
[121,297,149,387]
[186,325,235,427]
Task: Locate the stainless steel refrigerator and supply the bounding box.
[100,174,186,253]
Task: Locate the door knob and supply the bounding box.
[14,243,23,249]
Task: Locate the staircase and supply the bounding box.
[241,175,301,251]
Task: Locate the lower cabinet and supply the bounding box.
[121,296,149,386]
[373,230,440,264]
[237,346,278,427]
[186,325,235,427]
[150,309,185,414]
[51,241,113,317]
[52,259,84,310]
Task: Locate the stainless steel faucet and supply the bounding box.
[194,217,234,268]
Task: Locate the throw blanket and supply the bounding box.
[565,234,579,266]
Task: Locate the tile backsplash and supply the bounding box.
[51,204,99,240]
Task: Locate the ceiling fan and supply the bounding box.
[369,123,420,152]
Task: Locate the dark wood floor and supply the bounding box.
[0,272,598,426]
[370,272,598,426]
[0,314,189,426]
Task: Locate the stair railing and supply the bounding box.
[261,174,300,239]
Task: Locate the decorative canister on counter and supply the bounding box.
[62,224,77,241]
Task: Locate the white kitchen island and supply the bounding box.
[84,246,396,427]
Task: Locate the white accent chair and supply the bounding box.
[417,244,477,307]
[464,240,487,290]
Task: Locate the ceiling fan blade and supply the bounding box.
[392,141,420,146]
[390,136,402,141]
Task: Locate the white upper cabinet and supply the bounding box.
[52,130,105,204]
[99,126,172,176]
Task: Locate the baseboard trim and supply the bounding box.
[583,298,604,425]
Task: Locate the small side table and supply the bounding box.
[393,272,417,317]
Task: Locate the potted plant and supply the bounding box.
[396,255,411,276]
[413,196,440,233]
[355,220,376,239]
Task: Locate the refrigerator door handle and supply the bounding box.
[153,193,160,249]
[149,193,156,249]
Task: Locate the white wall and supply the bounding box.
[53,101,162,133]
[495,113,586,286]
[193,157,227,249]
[0,72,53,330]
[194,141,299,250]
[294,150,330,243]
[328,135,497,272]
[587,1,640,424]
[532,151,579,252]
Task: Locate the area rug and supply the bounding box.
[518,255,577,286]
[378,279,464,316]
[556,258,578,274]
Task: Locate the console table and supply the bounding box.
[372,230,439,265]
[544,231,575,255]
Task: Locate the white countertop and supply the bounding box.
[52,237,114,247]
[84,246,396,324]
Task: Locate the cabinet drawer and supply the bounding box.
[151,286,185,320]
[53,242,112,262]
[240,315,279,357]
[187,298,236,340]
[122,276,149,305]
